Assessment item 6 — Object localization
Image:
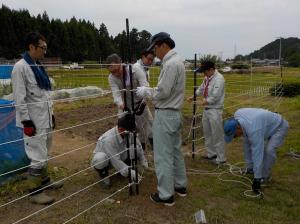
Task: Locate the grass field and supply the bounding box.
[0,66,299,224]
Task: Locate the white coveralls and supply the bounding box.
[12,59,54,169]
[91,126,148,177]
[196,70,226,162]
[108,64,153,145]
[234,108,289,179]
[134,59,150,81]
[148,49,188,200]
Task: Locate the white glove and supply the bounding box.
[136,86,153,99]
[130,170,141,182]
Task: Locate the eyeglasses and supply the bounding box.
[36,45,47,51]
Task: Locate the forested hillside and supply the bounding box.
[238,37,300,67]
[0,4,151,62]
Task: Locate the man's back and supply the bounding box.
[235,108,282,139]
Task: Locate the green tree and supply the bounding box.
[98,23,115,62]
[199,54,221,64]
[0,5,18,58]
[287,53,300,67]
[0,4,153,62]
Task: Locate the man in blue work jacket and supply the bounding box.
[224,108,289,193]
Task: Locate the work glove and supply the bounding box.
[52,115,56,129]
[136,86,153,98]
[134,100,146,116]
[130,170,141,183]
[252,178,261,193]
[22,120,36,137]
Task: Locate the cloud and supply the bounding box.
[1,0,300,59]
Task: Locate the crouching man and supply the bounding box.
[224,108,289,193]
[91,114,148,187]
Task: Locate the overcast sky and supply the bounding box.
[1,0,300,59]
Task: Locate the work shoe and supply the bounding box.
[260,177,272,187]
[212,160,227,166]
[101,177,111,188]
[175,187,187,197]
[95,168,111,188]
[150,193,175,206]
[218,161,227,165]
[24,175,44,194]
[29,192,55,205]
[202,155,217,160]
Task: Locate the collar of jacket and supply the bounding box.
[138,59,149,71]
[206,70,219,81]
[162,49,177,64]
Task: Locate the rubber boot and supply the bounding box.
[41,167,64,189]
[26,168,55,205]
[95,166,111,188]
[41,176,64,190]
[27,168,46,193]
[29,167,64,190]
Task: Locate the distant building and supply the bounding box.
[252,58,279,66]
[0,58,18,64]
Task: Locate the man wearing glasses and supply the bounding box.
[136,32,187,206]
[106,53,153,151]
[134,49,155,82]
[12,32,61,205]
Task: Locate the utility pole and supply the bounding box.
[278,37,282,67]
[234,43,237,60]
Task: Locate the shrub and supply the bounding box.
[270,82,300,97]
[231,63,250,69]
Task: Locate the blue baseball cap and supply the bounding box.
[224,118,238,143]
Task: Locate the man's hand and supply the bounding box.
[22,120,36,137]
[118,104,125,111]
[187,96,194,102]
[136,86,153,98]
[202,98,208,106]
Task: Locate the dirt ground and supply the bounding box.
[0,102,203,224]
[1,100,299,224]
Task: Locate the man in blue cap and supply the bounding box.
[136,32,187,206]
[224,108,289,193]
